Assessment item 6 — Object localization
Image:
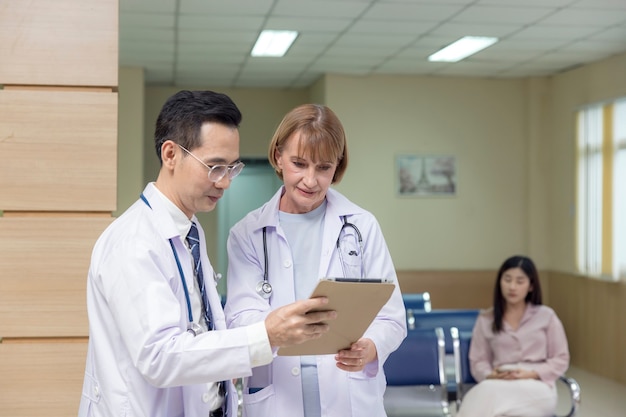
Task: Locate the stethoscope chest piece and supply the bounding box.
[256,280,273,299]
[187,322,204,336]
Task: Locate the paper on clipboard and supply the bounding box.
[277,278,395,356]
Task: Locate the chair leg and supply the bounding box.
[555,375,581,417]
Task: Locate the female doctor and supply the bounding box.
[224,104,407,417]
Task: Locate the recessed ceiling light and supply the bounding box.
[428,36,498,62]
[251,30,298,57]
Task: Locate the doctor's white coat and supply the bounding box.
[225,187,407,417]
[79,183,257,417]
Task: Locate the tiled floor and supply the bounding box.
[243,365,626,417]
[558,366,626,417]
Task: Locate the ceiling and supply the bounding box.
[119,0,626,89]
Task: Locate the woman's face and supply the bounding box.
[500,267,533,307]
[275,131,338,214]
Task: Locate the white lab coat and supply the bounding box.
[225,187,407,417]
[79,183,253,417]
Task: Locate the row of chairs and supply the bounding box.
[383,293,581,417]
[404,295,480,399]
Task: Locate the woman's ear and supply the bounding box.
[274,148,283,169]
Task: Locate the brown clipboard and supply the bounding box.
[277,278,395,356]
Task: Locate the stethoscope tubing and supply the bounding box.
[169,239,194,323]
[336,217,365,278]
[140,193,196,325]
[256,228,273,299]
[257,215,364,298]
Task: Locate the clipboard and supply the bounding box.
[277,278,395,356]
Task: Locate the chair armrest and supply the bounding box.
[450,327,462,409]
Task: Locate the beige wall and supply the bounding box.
[541,54,626,384]
[121,75,531,270]
[116,52,626,276]
[116,67,145,216]
[546,53,626,272]
[324,74,530,270]
[119,53,626,274]
[116,50,626,383]
[525,77,552,268]
[142,86,311,180]
[135,86,311,263]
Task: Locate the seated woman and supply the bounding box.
[456,255,570,417]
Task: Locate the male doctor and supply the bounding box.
[78,90,336,417]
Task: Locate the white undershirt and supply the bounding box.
[279,200,326,417]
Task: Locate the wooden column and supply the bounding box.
[0,1,118,415]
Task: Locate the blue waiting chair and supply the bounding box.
[450,327,476,409]
[409,309,479,354]
[403,292,432,313]
[450,327,581,417]
[383,327,451,417]
[403,292,432,331]
[408,308,480,400]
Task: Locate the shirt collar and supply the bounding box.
[150,183,194,239]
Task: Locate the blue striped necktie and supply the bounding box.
[186,221,214,330]
[186,221,227,416]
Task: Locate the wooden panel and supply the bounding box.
[0,0,118,86]
[546,271,626,385]
[0,89,117,211]
[0,216,113,337]
[396,270,495,309]
[0,339,87,417]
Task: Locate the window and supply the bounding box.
[614,99,626,279]
[576,98,626,280]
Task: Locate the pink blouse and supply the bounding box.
[468,304,570,386]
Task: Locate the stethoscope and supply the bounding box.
[337,216,365,279]
[140,193,219,336]
[256,216,365,299]
[256,226,273,299]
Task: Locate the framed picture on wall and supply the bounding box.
[396,154,457,197]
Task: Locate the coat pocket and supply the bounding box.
[241,384,276,416]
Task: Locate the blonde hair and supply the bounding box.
[268,104,348,184]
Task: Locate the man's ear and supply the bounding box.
[161,141,178,168]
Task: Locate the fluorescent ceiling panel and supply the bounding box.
[428,36,499,62]
[251,30,298,57]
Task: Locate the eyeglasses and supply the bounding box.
[178,144,245,182]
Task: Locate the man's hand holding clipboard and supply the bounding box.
[264,296,338,348]
[277,277,395,356]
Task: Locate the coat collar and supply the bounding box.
[254,186,365,231]
[141,182,194,242]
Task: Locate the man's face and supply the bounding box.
[171,122,241,218]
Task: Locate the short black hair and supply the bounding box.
[154,90,242,163]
